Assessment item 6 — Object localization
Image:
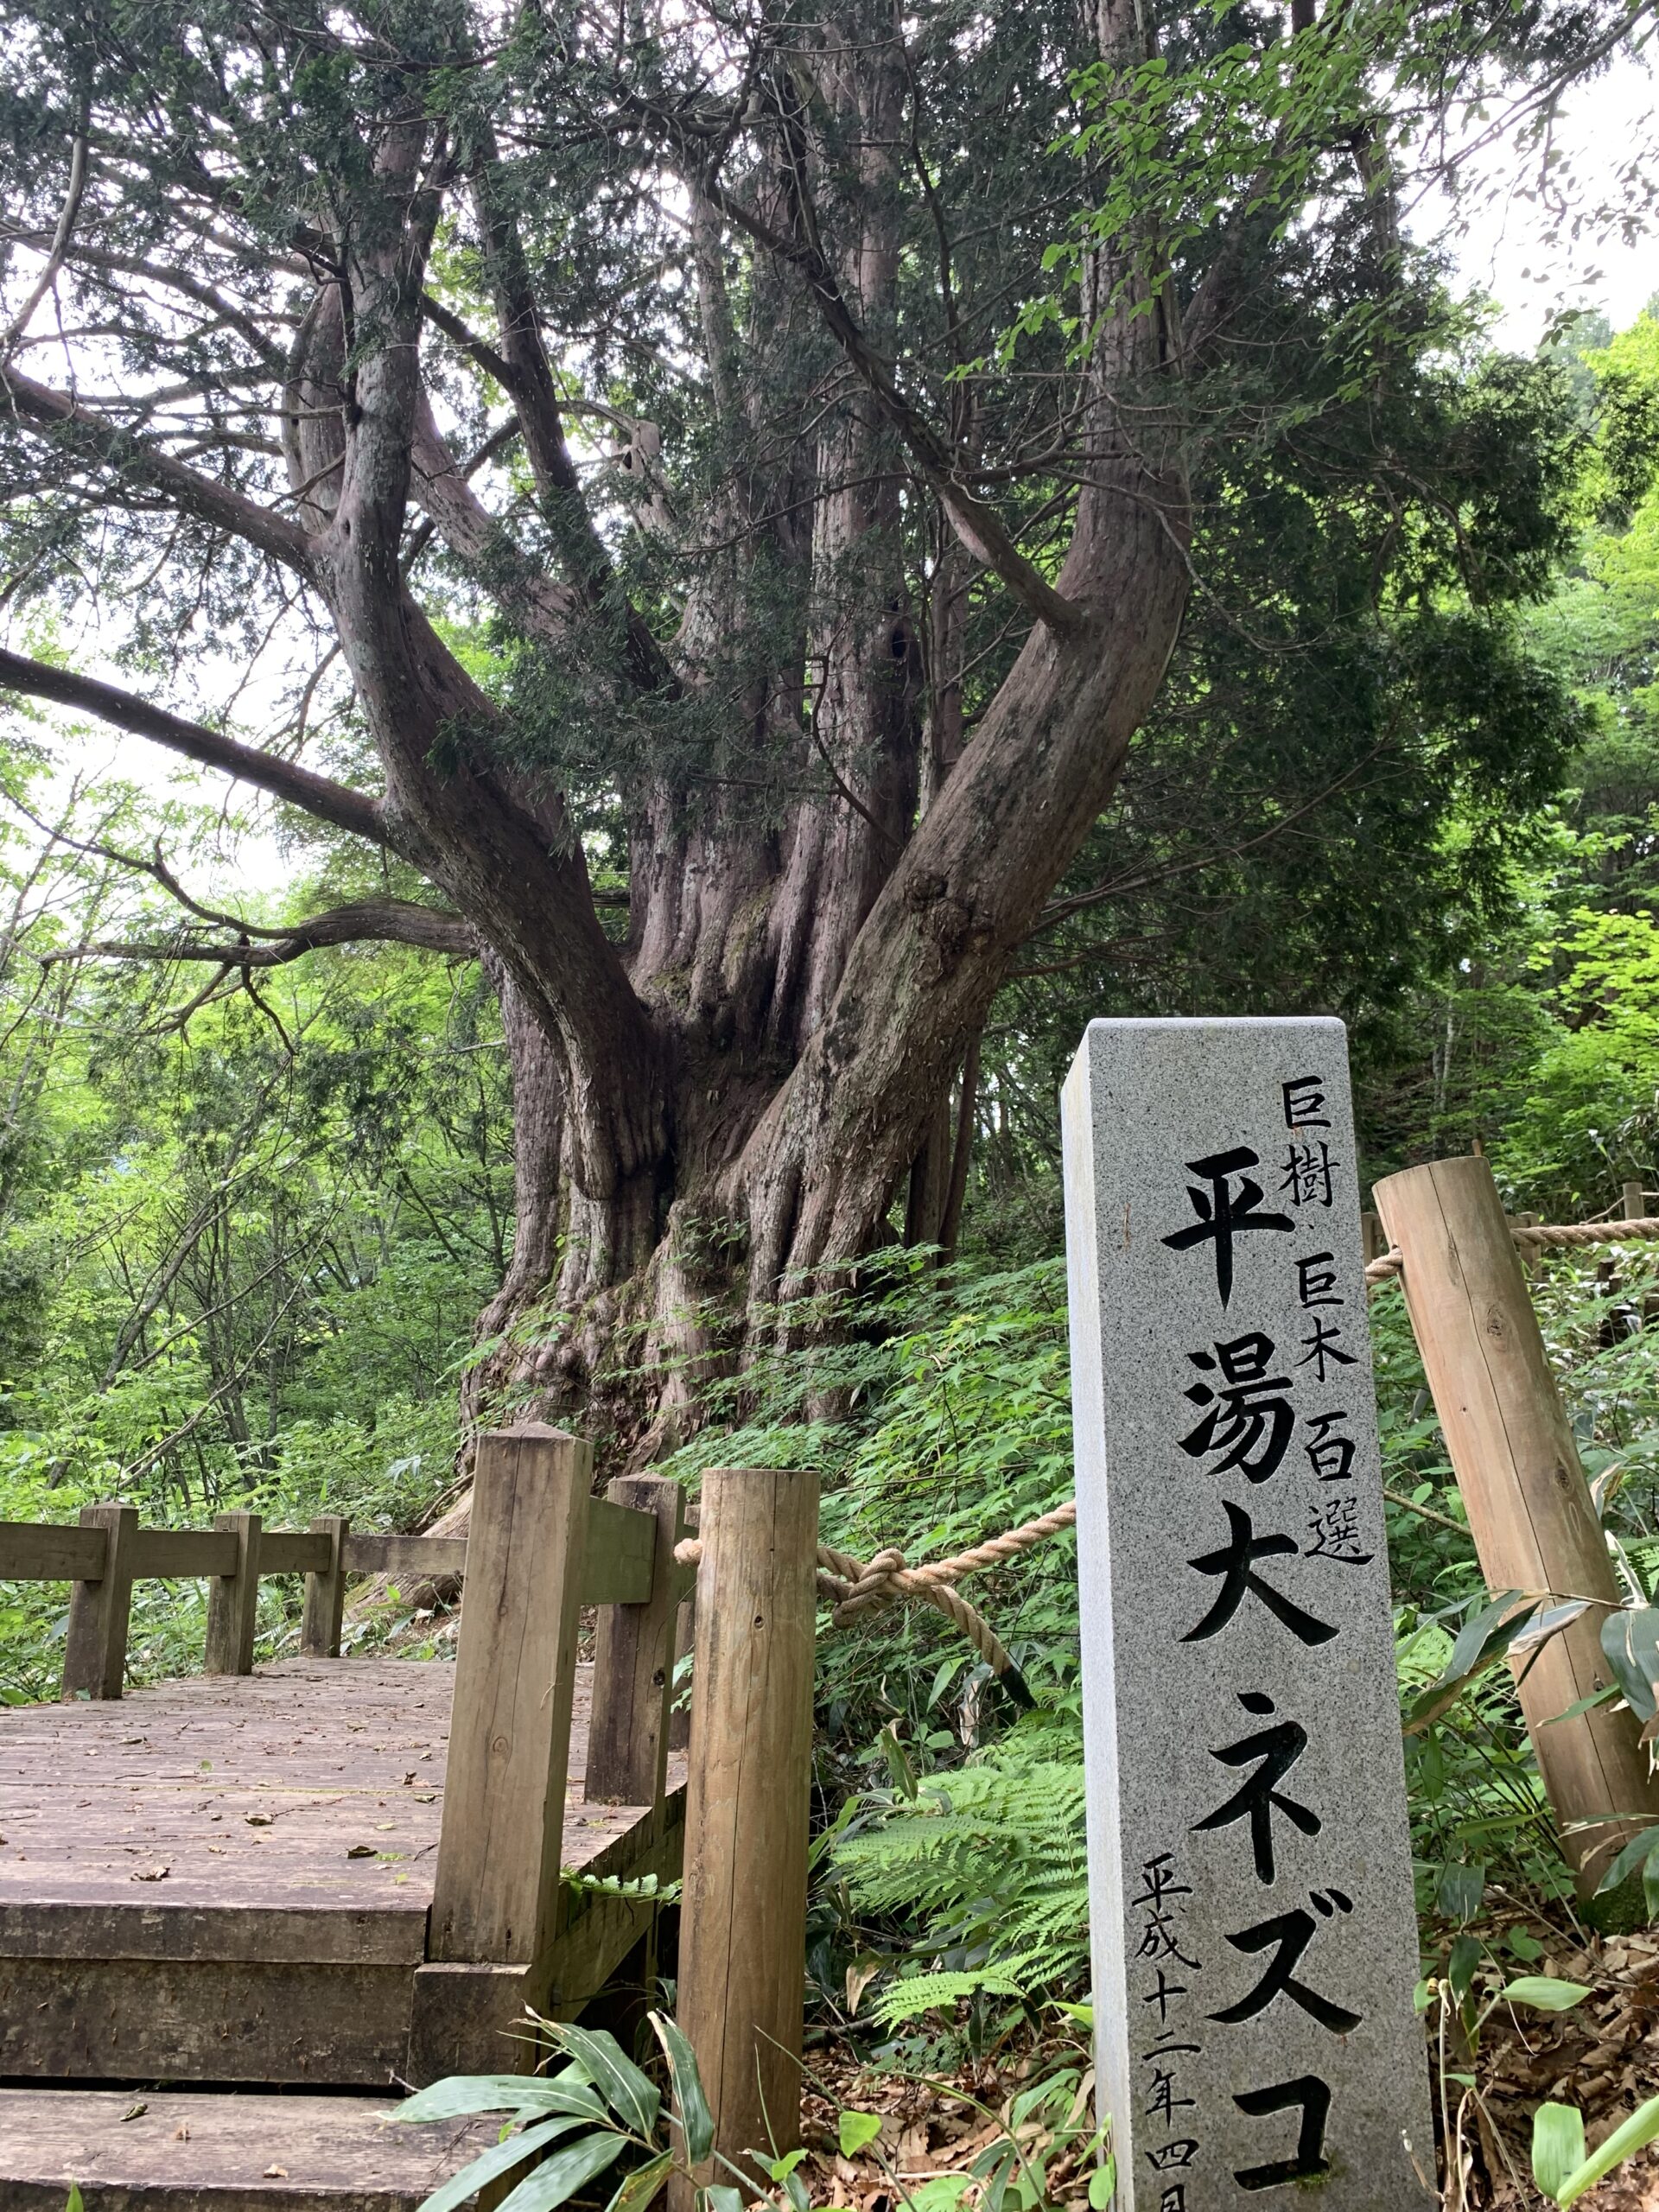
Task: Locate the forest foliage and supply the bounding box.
[5,263,1659,2066]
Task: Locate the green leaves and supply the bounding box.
[1498,1977,1593,2013]
[1601,1606,1659,1722]
[1596,1824,1659,1917]
[414,2117,594,2212]
[838,2111,884,2158]
[548,2025,660,2139]
[649,2012,713,2167]
[1533,2103,1587,2201]
[604,2152,674,2212]
[395,2075,607,2125]
[492,2133,626,2212]
[1533,2094,1659,2205]
[1404,1590,1584,1736]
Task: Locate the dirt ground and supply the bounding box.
[790,1932,1659,2210]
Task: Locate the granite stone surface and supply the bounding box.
[1060,1018,1434,2210]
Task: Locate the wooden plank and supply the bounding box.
[0,1955,415,2085]
[0,1521,106,1580]
[343,1533,468,1579]
[0,1900,425,1967]
[203,1511,262,1675]
[301,1515,349,1656]
[405,1961,534,2086]
[259,1529,332,1575]
[582,1493,657,1606]
[1376,1156,1659,1899]
[62,1503,139,1701]
[134,1528,238,1578]
[0,1656,453,1929]
[0,2088,501,2212]
[428,1426,590,1968]
[586,1477,682,1803]
[672,1467,817,2206]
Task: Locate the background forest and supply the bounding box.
[8,283,1659,2156]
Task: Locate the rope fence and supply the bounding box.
[674,1211,1659,1695]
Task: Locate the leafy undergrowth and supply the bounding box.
[778,1923,1659,2212]
[794,2023,1101,2212]
[1456,1928,1659,2210]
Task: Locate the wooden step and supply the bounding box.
[0,1657,686,2085]
[0,2087,500,2209]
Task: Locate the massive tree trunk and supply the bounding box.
[0,0,1199,1469]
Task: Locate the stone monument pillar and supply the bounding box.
[1061,1018,1433,2210]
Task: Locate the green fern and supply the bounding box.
[834,1748,1090,2007]
[868,1966,1027,2027]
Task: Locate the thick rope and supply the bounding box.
[673,1503,1079,1699]
[1513,1214,1659,1249]
[671,1217,1659,1680]
[1364,1212,1659,1293]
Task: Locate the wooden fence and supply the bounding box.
[0,1490,653,1700]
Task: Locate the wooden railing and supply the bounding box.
[0,1448,660,1701]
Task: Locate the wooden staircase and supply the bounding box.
[0,1429,689,2209]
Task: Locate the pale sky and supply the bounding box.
[1418,45,1659,346]
[16,40,1659,904]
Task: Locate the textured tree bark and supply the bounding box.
[0,0,1196,1461]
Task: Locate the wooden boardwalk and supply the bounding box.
[0,1430,696,2206]
[0,1656,685,2085]
[0,2088,502,2211]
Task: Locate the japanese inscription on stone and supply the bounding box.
[1060,1020,1433,2209]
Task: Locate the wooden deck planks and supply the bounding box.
[0,1656,683,1947]
[0,1654,686,2085]
[0,2087,502,2211]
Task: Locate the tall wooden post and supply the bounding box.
[61,1503,138,1700]
[587,1477,683,1805]
[301,1514,349,1657]
[204,1510,264,1675]
[412,1426,590,2080]
[671,1469,817,2209]
[1375,1157,1659,1894]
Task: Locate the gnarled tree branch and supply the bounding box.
[0,649,389,848]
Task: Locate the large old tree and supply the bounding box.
[0,0,1634,1442]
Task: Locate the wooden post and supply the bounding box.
[1624,1179,1646,1223]
[587,1477,683,1806]
[671,1469,817,2208]
[204,1510,263,1675]
[1374,1157,1659,1896]
[301,1514,349,1657]
[61,1503,138,1700]
[426,1425,590,1973]
[1361,1209,1384,1264]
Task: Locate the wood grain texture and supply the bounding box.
[301,1516,349,1657]
[0,2087,499,2210]
[429,1427,592,1967]
[258,1530,333,1576]
[0,1521,105,1580]
[203,1512,262,1676]
[0,1656,682,1948]
[587,1478,683,1804]
[1376,1156,1659,1892]
[582,1494,657,1606]
[63,1504,139,1701]
[0,1955,416,2085]
[132,1529,239,1579]
[672,1468,817,2205]
[342,1533,469,1580]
